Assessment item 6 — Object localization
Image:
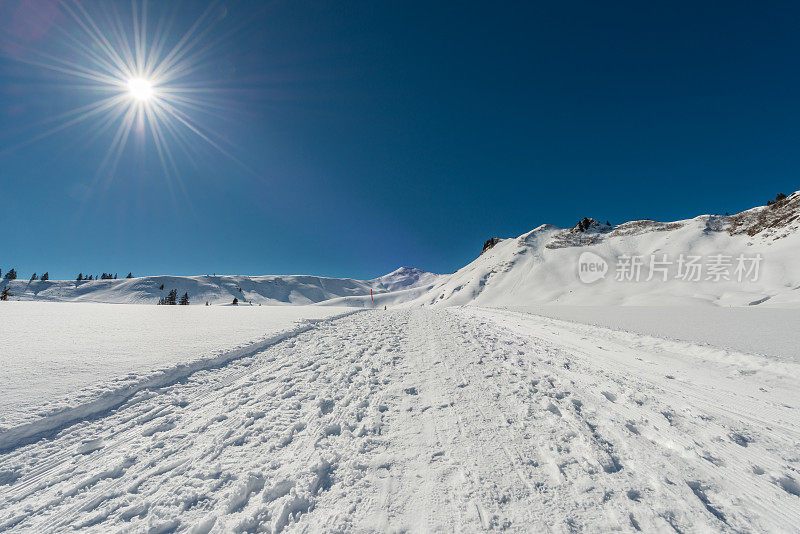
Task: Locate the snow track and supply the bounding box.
[0,310,359,452]
[1,309,798,532]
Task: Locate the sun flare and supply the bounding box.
[126,78,153,102]
[6,1,238,179]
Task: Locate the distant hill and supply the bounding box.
[0,268,445,306]
[3,191,798,307]
[399,190,800,308]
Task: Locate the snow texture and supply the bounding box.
[0,303,354,450]
[499,305,800,362]
[1,308,798,532]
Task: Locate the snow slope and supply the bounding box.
[500,305,800,362]
[1,308,798,532]
[0,302,354,451]
[409,190,800,308]
[0,267,443,306]
[2,193,798,309]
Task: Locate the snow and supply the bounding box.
[498,305,800,362]
[409,216,800,308]
[2,193,800,531]
[0,302,354,450]
[0,269,445,306]
[1,308,798,532]
[404,190,800,308]
[2,192,799,310]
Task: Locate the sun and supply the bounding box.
[127,77,153,102]
[7,1,240,179]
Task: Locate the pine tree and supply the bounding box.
[88,274,93,281]
[157,297,166,305]
[159,284,164,290]
[232,297,239,306]
[179,292,190,305]
[4,268,17,280]
[114,273,117,279]
[0,287,12,301]
[166,289,178,305]
[77,273,83,281]
[41,272,49,281]
[126,272,133,278]
[30,273,37,281]
[767,193,788,206]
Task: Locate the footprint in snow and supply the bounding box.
[0,468,21,486]
[728,432,751,447]
[545,401,562,417]
[777,475,800,497]
[318,399,335,415]
[76,438,105,455]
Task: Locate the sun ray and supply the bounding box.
[60,2,131,78]
[154,98,243,165]
[0,94,128,155]
[2,0,249,187]
[148,3,221,82]
[132,0,147,75]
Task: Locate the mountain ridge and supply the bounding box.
[3,191,798,307]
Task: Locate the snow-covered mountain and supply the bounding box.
[403,190,800,308]
[3,191,799,307]
[0,267,445,306]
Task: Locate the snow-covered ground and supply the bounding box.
[0,302,353,450]
[499,305,800,362]
[2,193,799,531]
[1,308,798,532]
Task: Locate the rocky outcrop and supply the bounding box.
[481,237,501,254]
[729,192,800,239]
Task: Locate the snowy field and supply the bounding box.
[0,302,353,449]
[1,307,798,532]
[499,305,800,362]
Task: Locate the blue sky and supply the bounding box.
[1,1,798,280]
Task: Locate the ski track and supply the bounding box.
[1,308,798,532]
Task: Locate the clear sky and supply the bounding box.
[1,1,798,280]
